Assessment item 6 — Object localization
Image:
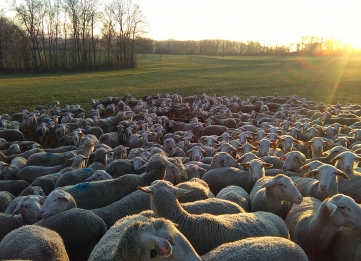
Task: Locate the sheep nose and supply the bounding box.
[345,165,352,171]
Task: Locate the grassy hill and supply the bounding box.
[0,54,360,114]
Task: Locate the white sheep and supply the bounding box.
[0,225,69,261]
[138,180,289,255]
[201,236,308,261]
[35,208,107,261]
[38,189,77,219]
[250,174,303,219]
[0,156,27,180]
[203,159,273,194]
[216,185,250,211]
[84,170,113,181]
[292,164,350,201]
[285,194,361,260]
[332,227,361,261]
[281,151,307,173]
[88,214,202,261]
[330,150,361,172]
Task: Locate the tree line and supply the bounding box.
[0,1,357,74]
[0,0,146,73]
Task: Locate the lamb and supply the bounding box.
[105,157,146,178]
[138,180,289,255]
[201,236,308,261]
[285,194,361,261]
[59,154,172,209]
[91,190,243,229]
[88,214,202,261]
[216,185,250,211]
[202,159,273,194]
[0,157,27,180]
[292,164,350,201]
[250,174,303,219]
[36,208,107,261]
[0,225,69,261]
[38,189,77,219]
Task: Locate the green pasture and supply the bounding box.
[0,54,360,115]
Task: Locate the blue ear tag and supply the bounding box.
[150,244,160,259]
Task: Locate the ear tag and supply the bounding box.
[150,244,160,259]
[176,192,184,198]
[242,165,249,171]
[180,170,188,177]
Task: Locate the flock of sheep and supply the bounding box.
[0,92,361,261]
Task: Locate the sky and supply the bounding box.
[1,0,361,47]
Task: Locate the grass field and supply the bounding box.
[0,54,361,115]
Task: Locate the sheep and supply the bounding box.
[176,178,215,203]
[285,194,361,261]
[0,157,27,180]
[10,195,43,225]
[304,136,333,158]
[210,151,238,168]
[26,151,71,167]
[105,157,146,178]
[0,225,69,261]
[201,236,308,261]
[292,164,351,201]
[30,153,86,195]
[0,191,15,212]
[250,174,303,219]
[0,213,23,242]
[88,214,202,261]
[0,129,25,141]
[91,190,243,229]
[332,227,361,261]
[18,185,45,197]
[330,150,361,172]
[84,169,113,181]
[54,148,107,188]
[202,159,273,194]
[138,180,289,255]
[186,145,207,161]
[59,154,172,209]
[178,163,207,182]
[0,143,21,156]
[0,180,30,196]
[0,147,43,164]
[281,151,307,173]
[35,208,107,261]
[308,145,348,164]
[16,153,74,183]
[38,189,77,219]
[216,185,250,211]
[299,160,324,171]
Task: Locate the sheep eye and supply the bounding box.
[347,208,351,211]
[57,197,63,200]
[278,184,283,186]
[340,206,346,209]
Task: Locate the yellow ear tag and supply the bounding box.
[176,192,185,198]
[242,165,249,171]
[150,244,160,259]
[180,169,188,177]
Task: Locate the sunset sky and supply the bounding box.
[1,0,360,47]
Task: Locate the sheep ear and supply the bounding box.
[12,197,27,216]
[173,188,192,198]
[39,197,47,204]
[139,233,172,259]
[137,186,152,194]
[326,201,338,216]
[304,141,311,146]
[180,169,188,178]
[239,163,249,170]
[279,155,286,161]
[263,163,273,169]
[299,164,310,171]
[262,178,277,188]
[336,171,351,180]
[304,170,319,178]
[323,141,333,146]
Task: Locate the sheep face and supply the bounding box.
[263,175,303,204]
[38,190,74,219]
